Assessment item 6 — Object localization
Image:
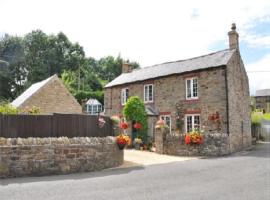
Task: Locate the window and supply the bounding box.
[121,88,129,105]
[160,115,171,133]
[87,104,103,115]
[186,77,198,99]
[185,114,200,132]
[144,84,154,102]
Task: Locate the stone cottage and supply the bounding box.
[12,74,82,114]
[104,24,252,155]
[255,89,270,113]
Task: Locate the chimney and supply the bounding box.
[122,63,133,73]
[228,23,239,50]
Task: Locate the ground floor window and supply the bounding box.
[160,115,171,133]
[185,114,200,133]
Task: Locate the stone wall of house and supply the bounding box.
[105,67,228,136]
[19,76,82,114]
[227,51,252,152]
[155,127,230,156]
[0,137,123,178]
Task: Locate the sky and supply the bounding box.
[1,0,270,95]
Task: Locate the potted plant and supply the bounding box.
[133,137,143,150]
[116,134,131,150]
[185,130,203,145]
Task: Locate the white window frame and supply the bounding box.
[160,115,171,133]
[185,114,200,133]
[121,88,129,105]
[144,84,154,103]
[185,77,198,100]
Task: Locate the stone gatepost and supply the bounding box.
[155,126,169,154]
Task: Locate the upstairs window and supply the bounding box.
[121,88,129,105]
[144,84,154,102]
[186,77,198,99]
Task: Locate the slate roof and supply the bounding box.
[255,89,270,97]
[105,49,235,88]
[11,75,56,107]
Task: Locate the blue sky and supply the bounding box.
[0,0,270,94]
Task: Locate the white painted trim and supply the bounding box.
[121,88,129,105]
[185,114,200,133]
[185,77,199,100]
[144,84,154,103]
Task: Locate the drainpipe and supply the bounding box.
[224,66,230,136]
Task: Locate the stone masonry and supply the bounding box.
[17,75,82,114]
[155,127,230,156]
[105,67,228,135]
[0,137,123,178]
[104,24,252,155]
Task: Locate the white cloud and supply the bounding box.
[246,54,270,95]
[0,0,270,66]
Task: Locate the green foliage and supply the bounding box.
[251,112,262,126]
[262,113,270,121]
[74,90,104,105]
[0,103,18,114]
[0,31,139,106]
[123,96,148,141]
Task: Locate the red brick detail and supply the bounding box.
[184,99,200,103]
[184,109,201,114]
[159,112,171,115]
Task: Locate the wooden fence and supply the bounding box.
[0,114,114,138]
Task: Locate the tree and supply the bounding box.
[0,34,27,99]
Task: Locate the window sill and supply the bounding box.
[144,101,154,105]
[184,99,200,103]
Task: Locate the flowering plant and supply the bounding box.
[116,134,131,146]
[111,115,121,124]
[134,137,143,144]
[133,122,142,129]
[185,130,203,145]
[155,119,166,129]
[119,122,128,129]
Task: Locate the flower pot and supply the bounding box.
[117,143,126,150]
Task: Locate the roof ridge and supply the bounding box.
[11,74,57,107]
[141,49,232,70]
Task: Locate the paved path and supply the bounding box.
[0,143,269,200]
[122,149,197,167]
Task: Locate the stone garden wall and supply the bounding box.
[0,137,123,178]
[155,128,230,156]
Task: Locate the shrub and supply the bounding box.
[0,103,18,114]
[123,96,148,142]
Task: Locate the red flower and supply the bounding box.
[119,122,128,129]
[185,134,191,145]
[133,122,142,129]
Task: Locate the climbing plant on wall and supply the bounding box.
[123,96,148,141]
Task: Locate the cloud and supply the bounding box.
[246,54,270,95]
[0,0,270,67]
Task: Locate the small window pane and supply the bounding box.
[186,80,191,98]
[193,78,198,97]
[194,115,200,130]
[187,116,192,132]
